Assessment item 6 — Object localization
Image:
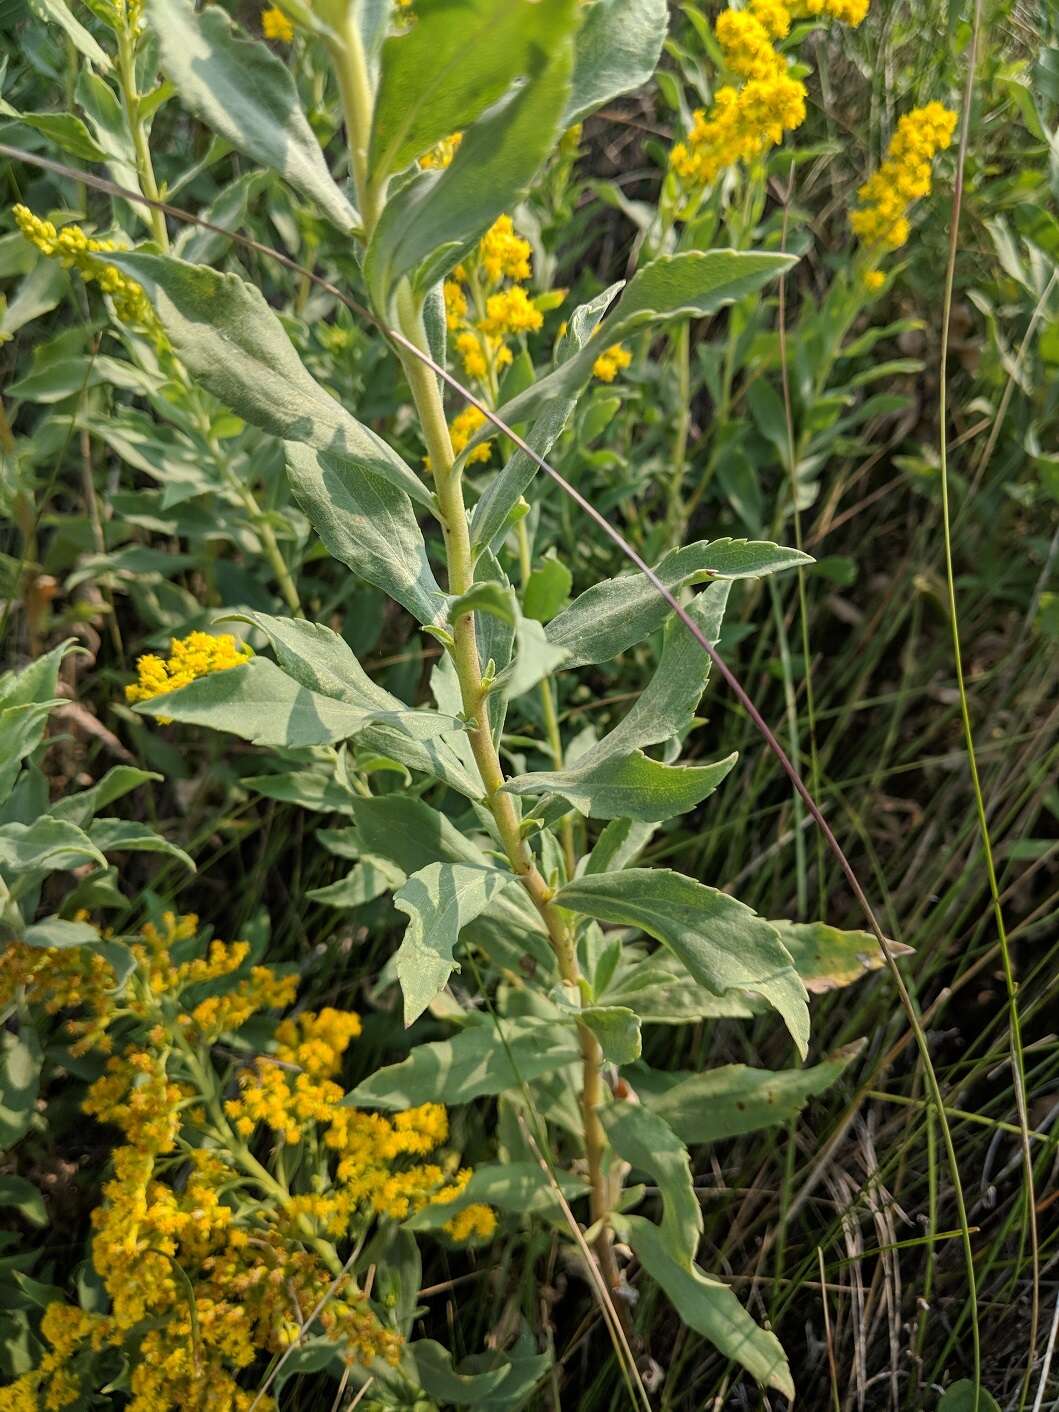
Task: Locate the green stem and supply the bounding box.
[116,23,168,250]
[329,12,379,234]
[396,287,620,1297]
[665,320,692,542]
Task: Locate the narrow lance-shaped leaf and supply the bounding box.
[770,919,912,993]
[612,1213,794,1399]
[393,863,515,1026]
[285,444,448,626]
[470,283,623,556]
[602,1103,701,1266]
[547,537,812,668]
[109,254,432,509]
[557,869,810,1056]
[505,584,737,820]
[648,1044,865,1144]
[479,250,797,441]
[145,0,359,232]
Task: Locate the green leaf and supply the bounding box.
[88,819,195,871]
[347,1018,581,1110]
[307,856,406,908]
[411,1334,550,1409]
[21,919,100,949]
[405,1162,588,1230]
[132,655,450,749]
[369,0,576,178]
[285,444,446,624]
[612,1213,793,1398]
[602,952,761,1025]
[145,0,358,231]
[393,863,515,1025]
[0,1027,42,1149]
[109,254,432,509]
[505,584,735,819]
[227,615,476,799]
[0,818,107,875]
[0,1177,46,1229]
[489,251,796,433]
[449,580,519,628]
[937,1382,1002,1412]
[551,987,641,1064]
[469,283,623,555]
[556,870,809,1056]
[349,797,544,938]
[770,920,913,993]
[226,611,445,731]
[522,556,572,623]
[366,17,576,304]
[548,537,811,668]
[564,0,668,125]
[649,1046,863,1144]
[0,105,108,163]
[50,767,160,828]
[506,750,736,822]
[28,0,111,69]
[0,261,68,342]
[602,1104,700,1265]
[243,772,358,815]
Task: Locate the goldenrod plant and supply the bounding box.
[0,0,1050,1408]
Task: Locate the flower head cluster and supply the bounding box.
[592,343,633,383]
[445,214,542,402]
[849,101,957,251]
[13,204,158,332]
[1,911,494,1409]
[125,631,253,720]
[261,5,294,41]
[670,0,868,191]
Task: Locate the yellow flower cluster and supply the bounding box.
[2,910,493,1409]
[125,631,253,720]
[261,5,294,41]
[449,404,493,466]
[670,0,868,190]
[445,214,542,393]
[13,204,157,331]
[592,343,633,383]
[849,101,957,251]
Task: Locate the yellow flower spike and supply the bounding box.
[849,101,957,251]
[13,204,160,334]
[863,269,886,292]
[592,343,633,383]
[261,6,294,41]
[670,0,870,192]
